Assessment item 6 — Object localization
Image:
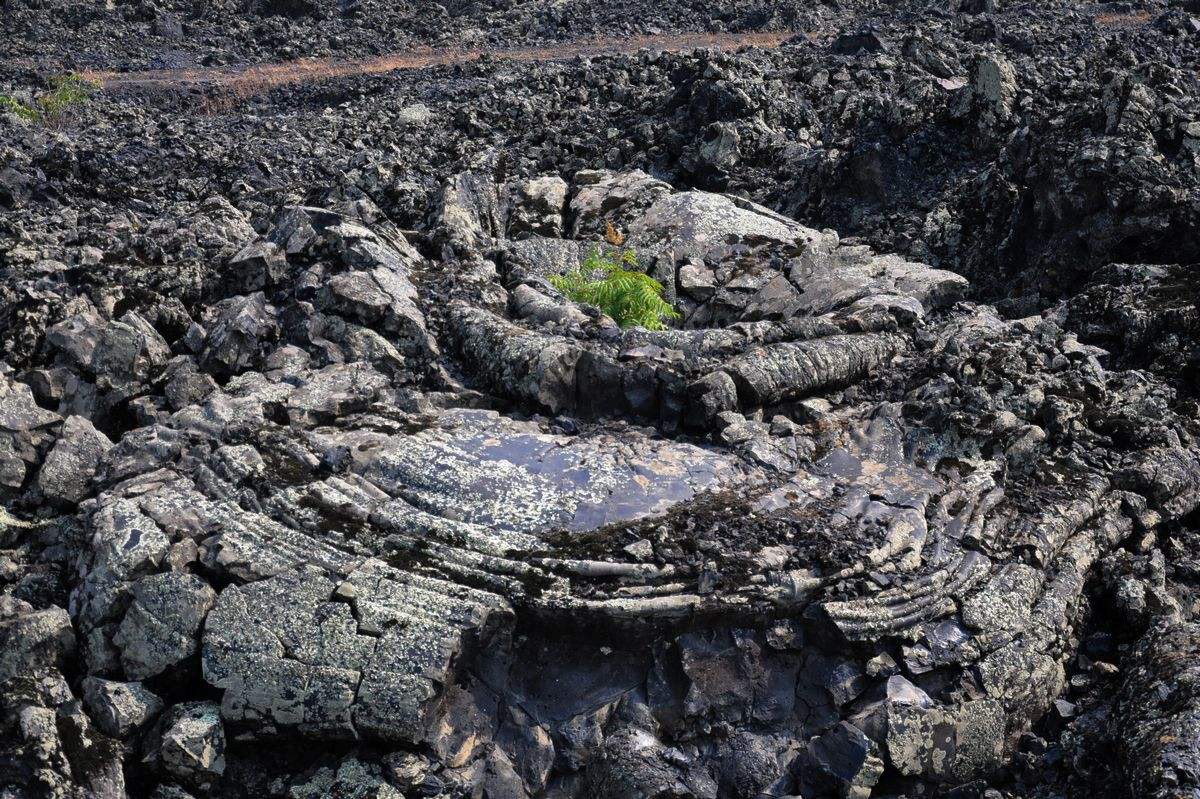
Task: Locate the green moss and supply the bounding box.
[549,246,680,331]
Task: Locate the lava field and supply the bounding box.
[2,0,1200,797]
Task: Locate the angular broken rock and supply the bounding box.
[36,414,113,505]
[200,561,506,742]
[506,174,569,238]
[0,604,75,686]
[89,311,172,397]
[800,721,885,799]
[627,188,824,261]
[867,696,1005,782]
[153,701,226,790]
[225,239,288,296]
[199,292,280,377]
[56,699,128,799]
[318,265,429,354]
[568,169,674,239]
[113,573,217,681]
[285,755,404,799]
[0,372,61,491]
[438,170,503,252]
[968,53,1018,135]
[82,677,165,738]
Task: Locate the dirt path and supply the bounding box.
[85,31,793,96]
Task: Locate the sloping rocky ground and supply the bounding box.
[4,1,1200,798]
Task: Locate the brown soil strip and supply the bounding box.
[1093,9,1151,27]
[84,31,793,95]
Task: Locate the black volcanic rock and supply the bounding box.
[3,2,1200,797]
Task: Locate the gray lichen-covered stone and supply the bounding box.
[0,605,75,685]
[506,175,569,238]
[113,573,217,680]
[56,700,128,799]
[320,267,423,333]
[511,283,590,326]
[285,361,391,424]
[502,236,586,279]
[153,701,226,790]
[449,305,584,413]
[438,170,503,252]
[225,239,288,295]
[286,755,404,799]
[723,333,904,407]
[201,560,509,742]
[161,357,219,411]
[82,677,164,738]
[199,292,280,377]
[89,312,172,396]
[874,698,1005,782]
[568,169,674,239]
[678,260,717,300]
[45,306,107,370]
[0,372,61,490]
[627,189,824,261]
[37,414,113,505]
[968,53,1018,135]
[686,370,738,426]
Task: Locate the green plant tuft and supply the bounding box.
[1,74,97,126]
[549,246,681,331]
[37,74,97,124]
[0,94,38,122]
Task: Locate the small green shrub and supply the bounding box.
[550,245,680,331]
[37,74,97,124]
[0,75,97,126]
[0,94,38,122]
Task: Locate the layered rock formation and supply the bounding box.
[1,162,1197,798]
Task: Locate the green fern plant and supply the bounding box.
[550,245,680,331]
